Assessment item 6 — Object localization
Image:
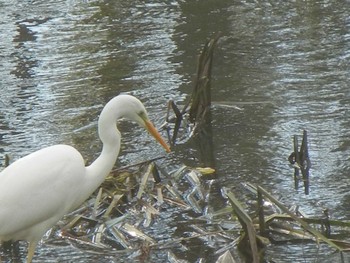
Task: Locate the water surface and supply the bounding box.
[1,0,350,262]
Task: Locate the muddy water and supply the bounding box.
[1,0,350,262]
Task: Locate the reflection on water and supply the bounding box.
[1,0,350,262]
[0,0,181,163]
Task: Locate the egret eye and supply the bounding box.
[138,110,148,120]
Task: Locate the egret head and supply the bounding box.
[114,95,171,153]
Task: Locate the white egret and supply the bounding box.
[0,94,170,262]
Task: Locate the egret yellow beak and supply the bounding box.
[145,120,171,153]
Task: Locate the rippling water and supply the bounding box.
[1,0,350,262]
[0,0,181,164]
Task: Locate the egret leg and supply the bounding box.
[27,241,38,263]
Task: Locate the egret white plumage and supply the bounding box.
[0,94,170,262]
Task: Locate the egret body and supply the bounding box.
[0,95,170,262]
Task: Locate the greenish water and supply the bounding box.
[1,0,350,262]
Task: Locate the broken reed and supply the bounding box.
[288,130,311,194]
[227,184,350,263]
[227,192,260,263]
[188,33,220,123]
[166,33,220,144]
